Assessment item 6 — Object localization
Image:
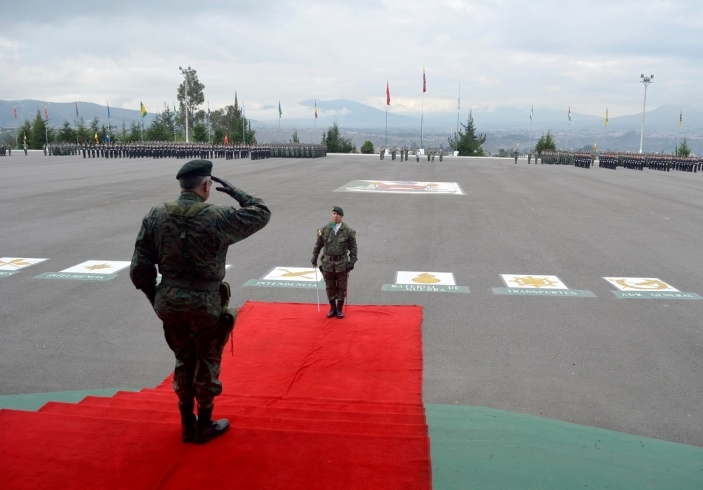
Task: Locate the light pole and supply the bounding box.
[639,73,653,154]
[179,66,191,143]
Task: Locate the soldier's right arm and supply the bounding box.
[218,188,271,244]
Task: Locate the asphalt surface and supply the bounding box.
[1,153,701,447]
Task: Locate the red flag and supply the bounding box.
[44,103,49,120]
[224,134,229,145]
[386,82,390,106]
[13,103,17,119]
[423,68,426,93]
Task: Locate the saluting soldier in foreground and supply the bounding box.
[130,159,271,444]
[312,206,358,319]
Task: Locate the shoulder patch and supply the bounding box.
[317,229,322,236]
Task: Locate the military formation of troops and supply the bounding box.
[0,144,11,156]
[538,150,702,174]
[378,146,444,162]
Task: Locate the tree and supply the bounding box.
[192,123,209,143]
[447,110,486,156]
[534,131,557,155]
[76,117,90,143]
[210,95,255,144]
[360,140,375,154]
[30,110,50,149]
[177,66,205,132]
[129,121,142,142]
[321,123,354,153]
[290,130,300,144]
[56,121,76,143]
[676,137,691,157]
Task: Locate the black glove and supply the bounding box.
[346,263,354,272]
[311,259,317,268]
[211,175,236,196]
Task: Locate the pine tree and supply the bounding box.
[321,123,354,153]
[534,131,557,155]
[448,110,486,156]
[676,137,691,157]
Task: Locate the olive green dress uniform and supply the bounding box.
[130,160,270,442]
[311,210,358,316]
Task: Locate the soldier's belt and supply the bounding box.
[160,277,221,292]
[325,255,345,261]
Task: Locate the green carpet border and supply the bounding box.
[426,403,703,490]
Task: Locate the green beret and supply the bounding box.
[176,160,213,180]
[332,205,344,216]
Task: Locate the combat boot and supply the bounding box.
[327,301,337,318]
[195,405,230,444]
[178,401,196,443]
[336,299,345,319]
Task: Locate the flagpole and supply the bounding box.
[420,97,424,150]
[456,82,460,154]
[385,107,388,148]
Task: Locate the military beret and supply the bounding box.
[176,159,213,180]
[332,205,344,216]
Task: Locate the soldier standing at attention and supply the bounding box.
[312,206,358,319]
[130,159,271,444]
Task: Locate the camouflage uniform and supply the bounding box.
[130,187,270,409]
[312,221,358,302]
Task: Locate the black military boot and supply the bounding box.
[336,299,345,319]
[327,301,337,318]
[195,405,230,444]
[178,401,196,443]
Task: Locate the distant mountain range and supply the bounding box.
[2,98,701,133]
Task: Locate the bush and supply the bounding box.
[360,140,374,154]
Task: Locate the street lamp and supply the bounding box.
[179,66,191,143]
[639,73,653,154]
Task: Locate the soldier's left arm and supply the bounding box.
[347,228,358,264]
[130,215,158,304]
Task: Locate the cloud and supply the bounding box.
[2,0,702,120]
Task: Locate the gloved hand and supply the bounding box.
[346,263,354,272]
[311,259,317,268]
[211,175,236,197]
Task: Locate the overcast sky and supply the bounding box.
[1,0,701,122]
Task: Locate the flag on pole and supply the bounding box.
[604,108,609,127]
[568,106,571,124]
[24,133,27,144]
[104,133,110,143]
[75,102,79,118]
[423,68,426,93]
[94,132,99,143]
[314,101,318,119]
[107,101,111,119]
[225,134,229,144]
[44,103,49,120]
[278,101,282,118]
[530,105,533,121]
[386,82,391,106]
[140,101,147,118]
[13,103,17,119]
[679,110,682,129]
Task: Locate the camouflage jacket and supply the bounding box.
[312,222,358,272]
[130,189,271,300]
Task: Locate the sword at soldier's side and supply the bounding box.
[345,271,350,313]
[314,267,320,312]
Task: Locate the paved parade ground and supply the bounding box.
[1,153,702,486]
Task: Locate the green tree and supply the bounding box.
[676,137,691,157]
[177,66,205,131]
[447,110,486,156]
[290,130,300,144]
[145,113,172,141]
[321,123,354,153]
[360,140,375,154]
[56,121,76,143]
[76,117,90,143]
[534,131,557,155]
[121,121,128,143]
[129,121,142,142]
[192,123,208,143]
[210,94,255,144]
[29,110,50,149]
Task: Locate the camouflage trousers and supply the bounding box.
[322,269,348,301]
[154,286,230,409]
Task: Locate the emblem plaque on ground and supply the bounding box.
[335,180,465,195]
[493,274,596,297]
[604,277,702,299]
[244,267,325,289]
[0,258,48,277]
[35,260,131,281]
[382,271,469,293]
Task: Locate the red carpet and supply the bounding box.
[0,301,431,489]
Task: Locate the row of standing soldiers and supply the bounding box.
[269,144,326,158]
[598,153,702,173]
[40,142,281,160]
[378,146,444,162]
